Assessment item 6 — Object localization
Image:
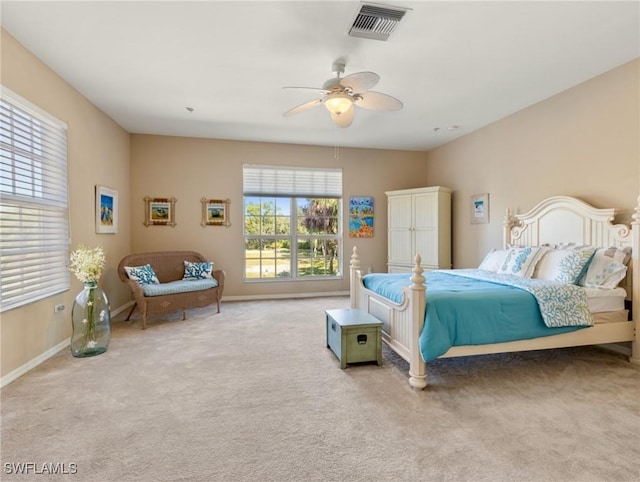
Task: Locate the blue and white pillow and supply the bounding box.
[124,264,159,285]
[533,246,596,284]
[183,260,214,280]
[497,246,547,278]
[579,247,629,289]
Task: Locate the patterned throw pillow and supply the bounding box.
[183,261,214,280]
[124,264,160,285]
[595,246,632,265]
[533,246,596,284]
[579,247,630,289]
[497,246,547,278]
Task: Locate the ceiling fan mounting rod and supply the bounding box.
[332,62,346,78]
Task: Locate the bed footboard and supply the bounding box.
[349,247,428,389]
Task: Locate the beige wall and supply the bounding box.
[130,135,429,297]
[426,59,640,269]
[1,29,131,379]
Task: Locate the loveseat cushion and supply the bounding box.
[141,279,219,297]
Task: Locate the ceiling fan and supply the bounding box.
[282,62,403,128]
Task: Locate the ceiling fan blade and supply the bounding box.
[354,91,403,111]
[339,71,379,93]
[330,105,355,128]
[283,99,322,117]
[282,86,330,95]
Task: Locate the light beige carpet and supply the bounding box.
[1,296,639,482]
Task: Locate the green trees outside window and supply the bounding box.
[244,197,340,279]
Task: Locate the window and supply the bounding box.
[243,165,342,280]
[0,86,70,312]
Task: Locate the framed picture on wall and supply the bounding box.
[349,196,374,238]
[95,185,118,234]
[470,193,489,224]
[201,198,231,227]
[144,196,177,227]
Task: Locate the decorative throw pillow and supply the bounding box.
[533,246,596,284]
[124,264,160,285]
[183,260,214,280]
[497,246,547,278]
[579,247,630,289]
[594,246,632,265]
[478,249,508,272]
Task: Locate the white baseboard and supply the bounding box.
[113,300,135,317]
[1,337,70,389]
[222,291,349,302]
[1,300,136,389]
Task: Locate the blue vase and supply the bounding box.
[71,281,111,357]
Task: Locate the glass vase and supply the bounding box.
[71,281,111,357]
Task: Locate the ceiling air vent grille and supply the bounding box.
[348,3,410,41]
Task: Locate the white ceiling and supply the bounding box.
[1,1,638,151]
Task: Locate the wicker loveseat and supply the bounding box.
[117,251,225,329]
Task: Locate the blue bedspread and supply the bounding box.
[362,271,584,362]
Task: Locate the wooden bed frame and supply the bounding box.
[350,195,640,389]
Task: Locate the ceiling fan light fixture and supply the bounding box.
[323,93,353,116]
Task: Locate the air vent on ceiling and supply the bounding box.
[348,2,410,41]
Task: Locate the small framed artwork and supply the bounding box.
[144,196,177,227]
[349,196,374,238]
[95,185,118,234]
[201,198,231,227]
[471,193,490,224]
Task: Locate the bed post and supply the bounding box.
[503,208,515,248]
[350,246,361,309]
[408,254,428,389]
[630,196,640,364]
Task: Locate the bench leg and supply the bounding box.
[141,304,147,330]
[125,302,137,321]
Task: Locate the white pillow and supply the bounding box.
[579,251,628,289]
[595,246,632,265]
[478,249,508,272]
[533,246,595,284]
[497,246,547,278]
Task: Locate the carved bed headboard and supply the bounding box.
[503,196,632,249]
[503,195,636,299]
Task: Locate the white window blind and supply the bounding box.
[0,86,70,312]
[243,165,342,198]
